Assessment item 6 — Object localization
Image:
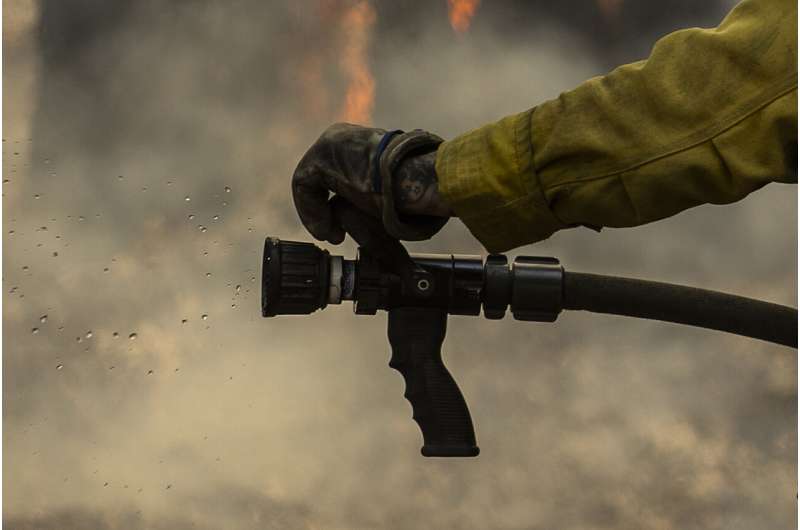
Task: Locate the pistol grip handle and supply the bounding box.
[387,307,479,457]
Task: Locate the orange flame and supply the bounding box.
[447,0,480,33]
[338,1,376,124]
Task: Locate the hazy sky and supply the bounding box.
[4,1,796,529]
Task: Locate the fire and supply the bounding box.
[338,1,376,124]
[447,0,480,33]
[325,0,482,124]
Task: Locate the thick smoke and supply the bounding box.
[4,1,795,529]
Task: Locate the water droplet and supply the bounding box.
[52,252,58,257]
[112,332,119,338]
[8,230,14,235]
[40,315,48,323]
[56,364,63,370]
[212,215,219,221]
[184,196,191,202]
[201,314,208,320]
[117,175,124,180]
[22,265,29,271]
[188,214,195,220]
[78,216,85,221]
[205,272,212,278]
[103,267,109,273]
[76,336,82,343]
[231,304,236,308]
[235,285,241,293]
[34,194,40,199]
[198,225,207,233]
[181,319,188,324]
[250,276,256,282]
[85,331,93,339]
[31,327,39,334]
[222,201,228,207]
[128,333,137,340]
[166,484,172,490]
[147,369,154,375]
[224,186,231,193]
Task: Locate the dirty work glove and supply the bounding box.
[292,123,452,245]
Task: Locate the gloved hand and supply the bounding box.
[292,123,452,246]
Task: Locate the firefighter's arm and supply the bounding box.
[436,0,797,253]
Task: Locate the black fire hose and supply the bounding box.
[562,272,796,347]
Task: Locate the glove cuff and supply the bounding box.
[379,130,448,241]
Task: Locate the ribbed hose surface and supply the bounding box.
[562,272,797,347]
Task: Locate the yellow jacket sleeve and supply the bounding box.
[436,0,797,253]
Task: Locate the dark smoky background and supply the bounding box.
[3,0,796,528]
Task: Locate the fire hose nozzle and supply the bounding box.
[260,236,565,458]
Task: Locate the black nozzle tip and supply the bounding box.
[261,237,330,317]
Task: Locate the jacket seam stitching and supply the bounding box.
[543,80,797,192]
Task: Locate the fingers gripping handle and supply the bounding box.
[387,308,480,457]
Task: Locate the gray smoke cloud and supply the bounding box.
[4,1,796,529]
